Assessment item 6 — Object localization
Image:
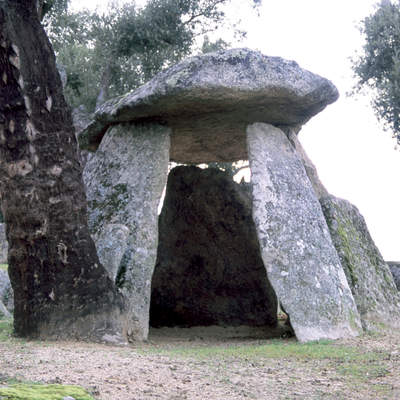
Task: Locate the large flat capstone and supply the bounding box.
[247,122,361,342]
[84,122,170,341]
[79,48,338,163]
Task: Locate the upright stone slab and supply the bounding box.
[84,122,170,341]
[387,262,400,290]
[321,195,400,330]
[247,122,361,342]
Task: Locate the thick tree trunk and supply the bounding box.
[0,1,128,342]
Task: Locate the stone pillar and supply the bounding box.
[320,195,400,331]
[247,122,361,342]
[84,122,170,341]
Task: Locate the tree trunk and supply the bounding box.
[95,63,112,110]
[0,0,128,342]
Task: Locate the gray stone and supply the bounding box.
[247,122,361,342]
[0,298,11,319]
[387,262,400,290]
[94,224,130,282]
[0,269,13,314]
[84,122,170,341]
[285,127,328,199]
[79,48,338,163]
[321,196,400,330]
[151,166,278,328]
[0,224,7,264]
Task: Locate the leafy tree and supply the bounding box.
[48,0,261,111]
[352,0,400,142]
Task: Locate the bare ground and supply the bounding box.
[0,325,399,400]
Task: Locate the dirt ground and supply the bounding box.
[0,325,399,400]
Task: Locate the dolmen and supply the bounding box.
[80,48,400,342]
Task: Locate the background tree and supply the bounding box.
[47,0,260,111]
[352,0,400,143]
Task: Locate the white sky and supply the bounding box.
[71,0,400,261]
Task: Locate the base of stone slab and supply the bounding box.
[149,324,292,341]
[294,324,360,343]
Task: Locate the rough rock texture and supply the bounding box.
[284,127,328,199]
[84,122,170,340]
[247,122,361,342]
[0,269,13,313]
[151,166,278,328]
[0,224,7,264]
[0,299,10,318]
[79,48,338,163]
[94,224,130,282]
[321,196,400,330]
[387,262,400,290]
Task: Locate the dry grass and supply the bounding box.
[0,320,399,399]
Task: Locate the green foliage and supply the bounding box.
[352,0,400,142]
[46,0,261,111]
[0,264,7,271]
[0,384,94,400]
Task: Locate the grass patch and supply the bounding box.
[0,383,95,400]
[0,318,13,341]
[0,264,7,271]
[149,339,373,362]
[145,337,390,383]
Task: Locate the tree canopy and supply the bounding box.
[45,0,260,112]
[352,0,400,143]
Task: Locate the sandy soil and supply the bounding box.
[0,326,399,400]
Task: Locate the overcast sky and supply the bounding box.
[71,0,400,261]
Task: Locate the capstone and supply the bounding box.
[80,48,338,163]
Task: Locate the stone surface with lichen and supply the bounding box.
[320,195,400,331]
[79,48,338,163]
[247,122,362,342]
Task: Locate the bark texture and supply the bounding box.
[0,1,127,342]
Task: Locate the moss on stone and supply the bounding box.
[0,384,94,400]
[336,222,359,287]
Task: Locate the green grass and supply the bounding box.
[0,263,7,271]
[145,337,390,382]
[0,383,95,400]
[0,319,13,341]
[148,338,377,362]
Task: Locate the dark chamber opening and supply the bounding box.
[150,165,278,329]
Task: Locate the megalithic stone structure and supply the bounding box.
[84,123,170,341]
[247,123,361,341]
[79,48,398,342]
